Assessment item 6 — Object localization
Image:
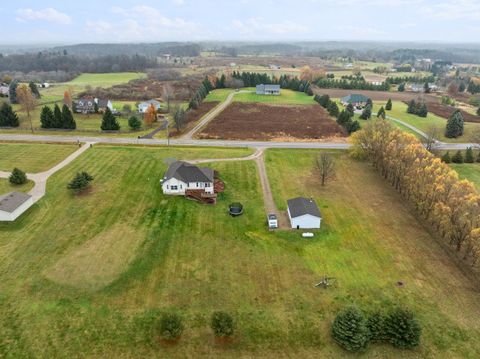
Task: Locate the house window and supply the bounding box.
[196,182,199,187]
[171,185,178,190]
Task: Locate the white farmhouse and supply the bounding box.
[0,192,34,222]
[138,99,162,114]
[161,161,215,195]
[287,197,322,229]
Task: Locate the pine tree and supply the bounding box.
[128,116,142,130]
[327,101,339,117]
[377,106,386,119]
[384,308,421,349]
[337,110,352,126]
[100,108,120,131]
[452,150,464,163]
[346,120,361,134]
[8,80,18,104]
[366,98,373,107]
[465,147,475,163]
[40,106,54,128]
[441,151,451,163]
[417,103,428,118]
[67,172,94,193]
[360,104,372,120]
[331,307,370,352]
[398,83,405,92]
[0,102,19,127]
[366,312,386,342]
[385,98,392,110]
[53,104,63,128]
[346,103,355,116]
[61,104,76,129]
[9,168,27,185]
[445,109,464,138]
[407,100,416,114]
[29,82,41,99]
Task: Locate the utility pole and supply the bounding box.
[166,121,169,146]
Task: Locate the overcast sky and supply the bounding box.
[2,0,480,44]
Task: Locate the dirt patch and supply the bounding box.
[427,102,480,123]
[171,101,219,137]
[198,103,346,141]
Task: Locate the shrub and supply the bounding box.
[315,94,330,108]
[157,313,183,341]
[128,116,142,130]
[346,120,361,134]
[377,106,386,119]
[445,110,464,138]
[465,147,475,163]
[441,151,451,163]
[331,307,370,352]
[327,101,339,117]
[67,172,94,193]
[100,108,120,131]
[452,150,464,164]
[385,98,392,110]
[337,110,351,126]
[346,103,354,116]
[366,312,386,342]
[359,105,372,120]
[384,308,421,349]
[211,311,235,337]
[9,168,27,185]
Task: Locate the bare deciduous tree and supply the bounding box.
[163,83,174,112]
[16,84,36,133]
[317,153,335,186]
[423,125,439,152]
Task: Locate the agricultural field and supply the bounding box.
[0,142,78,172]
[205,88,316,105]
[198,103,346,141]
[171,101,219,136]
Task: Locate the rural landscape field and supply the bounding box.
[2,1,480,358]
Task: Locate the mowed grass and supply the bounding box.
[265,149,480,358]
[68,72,146,86]
[206,88,316,105]
[0,142,78,172]
[450,163,480,189]
[0,178,34,194]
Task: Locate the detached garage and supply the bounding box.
[0,192,34,222]
[287,197,322,229]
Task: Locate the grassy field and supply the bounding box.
[1,143,480,357]
[0,178,34,194]
[0,142,78,172]
[205,88,316,105]
[450,163,480,189]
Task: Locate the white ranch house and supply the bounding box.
[0,192,34,222]
[256,84,281,95]
[161,161,214,195]
[138,99,162,114]
[287,197,322,229]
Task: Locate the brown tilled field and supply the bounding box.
[198,103,347,141]
[171,101,219,136]
[427,102,480,123]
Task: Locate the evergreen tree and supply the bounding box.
[327,101,339,117]
[441,151,451,163]
[360,104,372,120]
[337,110,352,126]
[476,151,480,163]
[346,120,361,134]
[459,82,466,93]
[53,104,63,128]
[366,98,373,107]
[28,82,41,99]
[0,102,19,127]
[384,308,421,349]
[346,103,355,116]
[61,104,76,129]
[100,108,120,131]
[445,109,464,138]
[211,311,235,338]
[315,94,330,108]
[465,147,475,163]
[8,80,18,103]
[398,83,405,92]
[477,107,480,116]
[67,172,94,193]
[417,103,428,118]
[407,100,416,114]
[9,168,27,185]
[40,106,54,129]
[331,307,370,352]
[128,116,142,130]
[452,150,464,163]
[385,98,392,110]
[157,313,183,341]
[424,82,430,93]
[366,312,386,342]
[377,106,386,119]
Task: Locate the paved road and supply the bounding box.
[0,142,95,202]
[182,90,252,140]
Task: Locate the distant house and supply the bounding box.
[256,84,281,96]
[0,192,33,222]
[408,83,438,93]
[340,94,370,108]
[75,97,113,114]
[0,85,9,97]
[138,99,162,114]
[287,197,322,229]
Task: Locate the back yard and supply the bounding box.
[0,144,480,357]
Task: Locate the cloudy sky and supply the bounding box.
[2,0,480,44]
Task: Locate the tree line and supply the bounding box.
[40,104,76,130]
[314,94,360,134]
[231,71,313,95]
[385,75,435,85]
[314,78,390,91]
[351,120,480,269]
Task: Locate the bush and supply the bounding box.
[315,94,330,108]
[359,105,372,120]
[128,116,142,130]
[100,108,120,131]
[157,313,183,341]
[385,98,392,110]
[211,311,235,337]
[441,151,451,163]
[377,106,386,119]
[67,172,94,193]
[331,307,370,352]
[452,150,464,164]
[465,147,475,163]
[366,312,386,342]
[327,101,339,117]
[445,110,464,138]
[9,168,27,185]
[384,308,421,349]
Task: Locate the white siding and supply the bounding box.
[162,178,214,195]
[0,197,34,222]
[287,208,321,229]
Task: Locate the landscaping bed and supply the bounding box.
[198,103,347,141]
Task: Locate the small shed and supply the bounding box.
[0,192,34,222]
[287,197,321,229]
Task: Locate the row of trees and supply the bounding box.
[442,148,478,164]
[351,120,480,269]
[314,94,360,134]
[467,80,480,95]
[0,103,19,127]
[314,78,390,91]
[332,306,421,352]
[407,100,428,117]
[385,75,435,85]
[231,71,313,95]
[40,104,76,129]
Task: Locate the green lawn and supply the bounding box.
[1,144,480,357]
[205,88,316,105]
[450,163,480,189]
[0,178,34,194]
[0,142,78,172]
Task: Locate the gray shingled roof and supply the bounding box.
[140,99,161,106]
[341,94,370,104]
[0,192,32,213]
[256,84,280,92]
[287,197,321,218]
[164,161,214,183]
